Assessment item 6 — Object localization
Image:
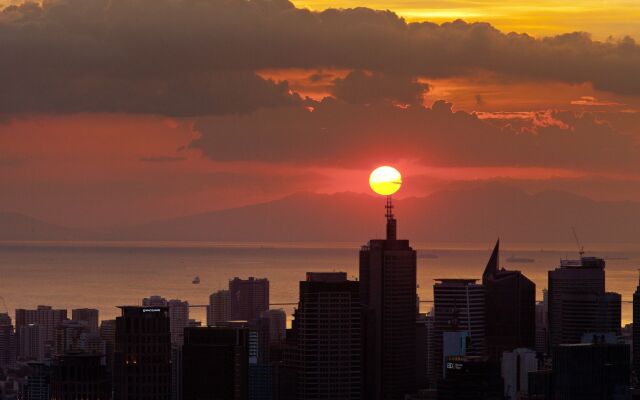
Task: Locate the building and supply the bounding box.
[71,308,99,334]
[142,295,168,307]
[552,342,630,399]
[634,274,640,375]
[18,324,43,361]
[50,354,110,400]
[502,348,538,400]
[416,313,431,390]
[432,279,485,382]
[0,313,16,369]
[207,289,230,327]
[113,306,171,400]
[181,327,249,400]
[482,240,535,359]
[535,290,549,354]
[229,277,270,322]
[168,299,190,346]
[260,309,286,344]
[99,319,116,369]
[15,306,67,360]
[292,272,361,399]
[548,257,621,347]
[360,197,417,400]
[54,320,90,356]
[436,356,503,400]
[23,361,51,400]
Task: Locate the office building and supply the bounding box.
[142,295,168,307]
[432,279,485,382]
[71,308,99,334]
[19,324,43,361]
[23,361,51,400]
[0,313,16,369]
[482,240,535,359]
[168,299,190,346]
[535,290,549,354]
[634,274,640,375]
[548,257,621,346]
[182,327,249,400]
[360,197,417,400]
[113,306,171,400]
[50,354,110,400]
[502,348,538,400]
[292,272,361,399]
[99,319,116,369]
[260,309,287,344]
[15,306,67,360]
[552,342,630,399]
[207,289,230,327]
[229,277,270,322]
[436,356,503,400]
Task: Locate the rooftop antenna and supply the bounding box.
[571,226,585,258]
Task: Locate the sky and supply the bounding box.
[1,0,640,228]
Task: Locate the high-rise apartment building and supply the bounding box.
[15,306,67,360]
[0,313,17,369]
[229,278,269,322]
[634,274,640,375]
[113,306,171,400]
[207,290,230,327]
[482,240,535,359]
[260,309,286,344]
[360,198,417,400]
[432,279,485,382]
[50,354,110,400]
[71,308,99,334]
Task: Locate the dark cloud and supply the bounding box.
[332,70,429,105]
[190,100,640,171]
[1,0,640,116]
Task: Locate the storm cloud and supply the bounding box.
[2,0,640,116]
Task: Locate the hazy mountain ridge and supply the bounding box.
[2,185,640,243]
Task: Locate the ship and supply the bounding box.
[192,276,200,284]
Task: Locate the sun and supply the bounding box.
[369,166,402,196]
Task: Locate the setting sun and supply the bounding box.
[369,166,402,196]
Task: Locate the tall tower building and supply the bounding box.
[548,257,621,347]
[50,354,110,400]
[113,306,171,400]
[0,313,17,369]
[229,277,270,322]
[71,308,99,334]
[168,299,190,346]
[360,197,417,400]
[292,272,361,400]
[482,240,535,359]
[633,272,640,375]
[207,290,230,327]
[535,289,549,354]
[260,309,287,344]
[432,279,486,382]
[15,306,67,360]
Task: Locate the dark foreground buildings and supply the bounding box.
[113,306,171,400]
[360,197,417,400]
[50,353,110,400]
[482,240,535,359]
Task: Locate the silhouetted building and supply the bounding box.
[502,348,538,400]
[182,327,248,400]
[360,197,417,400]
[432,279,485,382]
[71,308,99,334]
[229,277,270,322]
[50,354,110,400]
[0,313,16,369]
[15,306,67,360]
[113,306,171,400]
[54,319,104,357]
[99,319,116,370]
[260,309,286,345]
[19,324,43,361]
[552,342,630,399]
[437,356,503,400]
[416,313,431,390]
[548,257,621,346]
[208,289,230,327]
[482,240,535,359]
[142,295,167,307]
[23,361,51,400]
[293,272,361,399]
[168,299,189,346]
[634,274,640,375]
[535,290,549,354]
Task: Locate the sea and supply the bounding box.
[0,241,638,325]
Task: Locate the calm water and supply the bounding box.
[0,241,638,324]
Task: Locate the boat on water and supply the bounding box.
[192,276,200,284]
[507,255,535,263]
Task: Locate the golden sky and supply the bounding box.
[293,0,640,39]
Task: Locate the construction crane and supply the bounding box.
[571,226,585,258]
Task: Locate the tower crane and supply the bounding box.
[571,226,585,258]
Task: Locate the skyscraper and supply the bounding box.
[260,309,287,344]
[71,308,99,334]
[207,289,230,327]
[482,240,535,359]
[633,273,640,375]
[50,354,110,400]
[548,257,621,347]
[181,327,249,400]
[0,313,16,369]
[432,279,485,383]
[113,306,171,400]
[168,299,189,346]
[535,289,549,354]
[15,306,67,360]
[360,197,417,400]
[229,277,270,322]
[293,272,361,399]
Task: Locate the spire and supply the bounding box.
[385,195,397,241]
[483,239,499,278]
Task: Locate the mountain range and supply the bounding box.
[1,185,639,243]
